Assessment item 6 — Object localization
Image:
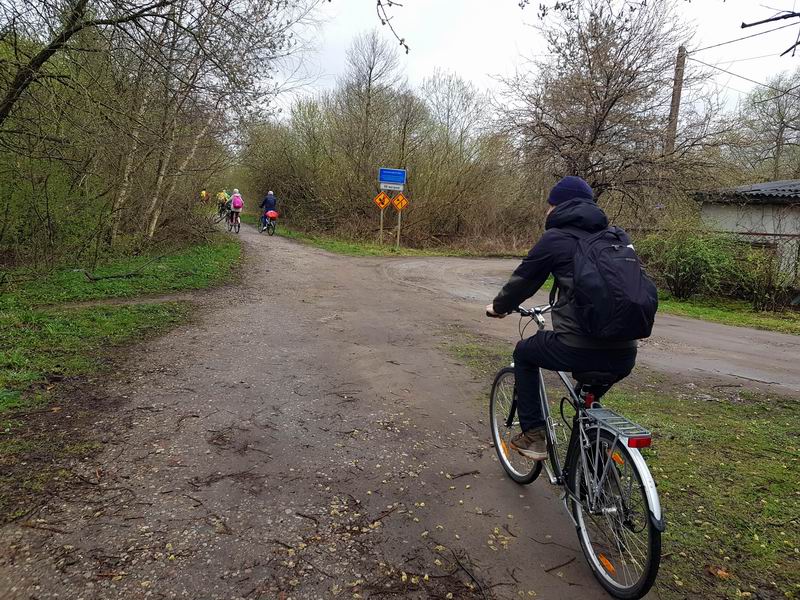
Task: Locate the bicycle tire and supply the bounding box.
[568,428,661,599]
[227,219,233,232]
[267,222,276,236]
[489,367,542,485]
[234,221,240,234]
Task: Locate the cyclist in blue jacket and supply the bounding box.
[259,191,277,231]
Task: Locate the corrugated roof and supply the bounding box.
[698,180,800,205]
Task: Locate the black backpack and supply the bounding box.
[551,226,658,341]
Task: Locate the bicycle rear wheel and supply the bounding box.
[568,428,661,599]
[489,367,542,485]
[267,222,276,236]
[234,219,240,234]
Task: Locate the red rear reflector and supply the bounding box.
[584,392,595,408]
[627,436,652,448]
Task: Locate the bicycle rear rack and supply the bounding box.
[585,407,652,447]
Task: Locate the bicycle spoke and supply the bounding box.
[491,370,540,481]
[573,430,656,593]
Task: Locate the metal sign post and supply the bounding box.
[373,191,391,244]
[391,193,409,249]
[396,208,402,249]
[378,169,407,248]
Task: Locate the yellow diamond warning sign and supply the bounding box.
[373,191,391,210]
[392,193,409,212]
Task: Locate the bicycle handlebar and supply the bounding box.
[515,304,552,317]
[485,304,552,319]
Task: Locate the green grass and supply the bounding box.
[658,295,800,336]
[0,303,189,413]
[0,236,240,308]
[0,237,241,522]
[240,213,519,258]
[0,301,191,522]
[610,385,799,600]
[445,331,799,600]
[277,226,480,257]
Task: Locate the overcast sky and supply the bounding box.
[279,0,800,108]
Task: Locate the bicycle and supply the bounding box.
[227,211,241,234]
[260,210,278,236]
[489,304,663,599]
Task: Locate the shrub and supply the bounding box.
[637,226,737,300]
[735,246,795,311]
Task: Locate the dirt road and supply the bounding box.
[1,229,797,599]
[381,258,800,394]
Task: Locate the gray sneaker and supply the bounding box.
[510,427,548,461]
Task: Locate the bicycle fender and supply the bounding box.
[627,447,664,529]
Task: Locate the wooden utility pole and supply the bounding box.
[665,45,687,155]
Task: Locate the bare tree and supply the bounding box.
[735,70,800,180]
[499,0,724,220]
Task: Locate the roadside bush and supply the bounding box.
[637,226,737,300]
[735,246,795,311]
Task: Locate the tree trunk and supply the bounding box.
[110,94,150,242]
[147,112,215,237]
[143,120,177,236]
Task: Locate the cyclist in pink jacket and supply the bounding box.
[228,189,244,225]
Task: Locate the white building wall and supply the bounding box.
[701,203,800,279]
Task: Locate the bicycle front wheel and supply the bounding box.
[489,367,541,485]
[568,428,661,599]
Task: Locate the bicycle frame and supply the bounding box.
[512,306,663,530]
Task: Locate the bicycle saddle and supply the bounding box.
[572,371,619,386]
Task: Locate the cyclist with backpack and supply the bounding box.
[216,189,229,217]
[485,176,657,461]
[228,189,244,225]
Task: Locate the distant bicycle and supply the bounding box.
[260,210,278,236]
[214,202,230,224]
[227,211,241,234]
[489,304,663,599]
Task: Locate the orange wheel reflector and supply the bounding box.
[599,553,617,576]
[611,451,625,466]
[500,439,510,457]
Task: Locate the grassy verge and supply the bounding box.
[0,236,241,522]
[0,303,191,413]
[444,330,799,600]
[658,295,800,336]
[1,237,240,308]
[241,214,519,258]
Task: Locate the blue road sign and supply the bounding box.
[379,168,407,185]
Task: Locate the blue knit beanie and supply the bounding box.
[547,176,594,206]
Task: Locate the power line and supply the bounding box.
[687,56,800,100]
[691,21,799,53]
[722,52,784,64]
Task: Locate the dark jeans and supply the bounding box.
[513,331,637,431]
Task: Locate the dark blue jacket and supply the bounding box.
[260,193,277,211]
[492,197,635,349]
